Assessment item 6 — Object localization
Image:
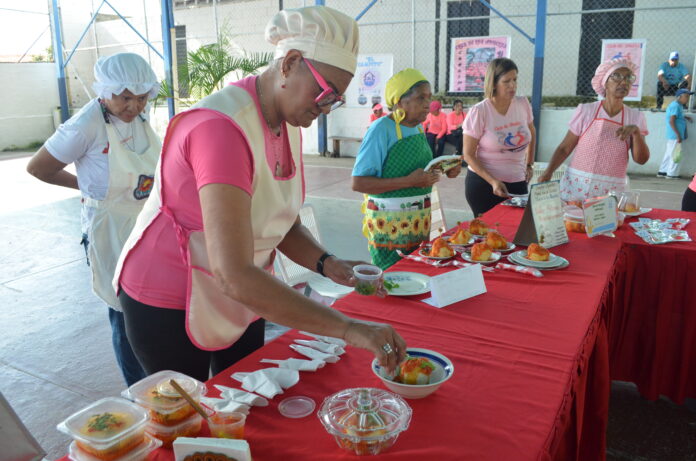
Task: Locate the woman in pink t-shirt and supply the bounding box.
[462,58,536,217]
[424,100,448,157]
[114,7,406,382]
[539,58,650,202]
[683,174,696,211]
[445,99,466,155]
[369,102,387,123]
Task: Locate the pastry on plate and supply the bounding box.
[470,242,493,261]
[429,237,455,258]
[449,228,472,244]
[527,243,550,261]
[485,231,507,250]
[468,218,489,235]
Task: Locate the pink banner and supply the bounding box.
[601,39,647,101]
[449,36,511,93]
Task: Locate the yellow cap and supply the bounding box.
[385,68,428,139]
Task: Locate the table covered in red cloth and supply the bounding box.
[57,226,624,461]
[483,206,696,403]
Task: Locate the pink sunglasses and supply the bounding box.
[304,59,345,111]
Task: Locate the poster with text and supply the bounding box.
[449,36,511,93]
[344,54,393,108]
[600,39,647,101]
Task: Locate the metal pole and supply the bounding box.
[50,0,70,123]
[531,0,547,159]
[411,0,415,68]
[315,0,327,155]
[91,0,100,61]
[355,0,379,21]
[161,0,175,118]
[213,0,219,41]
[143,0,152,67]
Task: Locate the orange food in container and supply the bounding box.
[146,413,203,448]
[563,207,586,233]
[57,397,149,461]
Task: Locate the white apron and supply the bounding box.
[113,84,303,351]
[560,103,630,203]
[86,117,160,308]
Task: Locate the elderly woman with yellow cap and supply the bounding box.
[113,6,406,381]
[352,69,461,270]
[539,57,650,201]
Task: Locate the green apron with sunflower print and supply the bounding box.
[362,130,433,269]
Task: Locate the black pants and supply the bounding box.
[682,187,696,212]
[426,132,446,158]
[465,169,528,218]
[445,130,463,155]
[656,80,689,109]
[119,289,265,382]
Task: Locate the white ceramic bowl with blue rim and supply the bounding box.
[371,348,454,399]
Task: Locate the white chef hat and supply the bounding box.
[92,53,159,100]
[265,5,359,75]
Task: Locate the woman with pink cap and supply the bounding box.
[369,102,387,123]
[424,100,448,157]
[539,58,650,201]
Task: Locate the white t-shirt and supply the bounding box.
[44,98,152,232]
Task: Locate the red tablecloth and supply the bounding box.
[483,206,696,403]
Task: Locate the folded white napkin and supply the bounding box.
[200,396,251,415]
[299,331,347,347]
[173,437,251,461]
[290,344,340,363]
[231,369,300,399]
[294,339,345,355]
[260,358,326,371]
[213,384,269,407]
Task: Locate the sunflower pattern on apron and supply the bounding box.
[363,130,433,270]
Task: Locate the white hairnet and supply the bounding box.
[265,6,359,75]
[92,53,159,100]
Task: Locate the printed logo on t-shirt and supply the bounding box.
[133,174,154,200]
[102,143,109,154]
[495,122,529,153]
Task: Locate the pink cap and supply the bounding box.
[429,100,442,112]
[591,58,638,96]
[372,103,383,111]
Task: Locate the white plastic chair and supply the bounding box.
[429,185,447,240]
[275,204,353,303]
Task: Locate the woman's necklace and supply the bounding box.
[256,76,284,177]
[109,115,136,151]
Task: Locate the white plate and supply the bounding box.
[621,207,652,217]
[419,247,457,260]
[460,251,501,265]
[442,235,476,247]
[508,254,570,271]
[424,155,463,173]
[495,242,517,253]
[509,250,563,268]
[384,272,431,296]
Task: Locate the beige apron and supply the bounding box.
[114,84,303,351]
[85,117,160,308]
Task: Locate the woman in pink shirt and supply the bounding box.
[114,6,406,382]
[424,100,448,157]
[683,174,696,211]
[463,58,536,217]
[445,99,466,155]
[369,102,387,123]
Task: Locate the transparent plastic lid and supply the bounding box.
[122,370,206,412]
[57,397,149,446]
[317,388,412,440]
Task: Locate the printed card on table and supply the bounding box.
[513,181,568,248]
[582,196,618,237]
[422,265,486,308]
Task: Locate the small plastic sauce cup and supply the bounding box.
[353,264,383,296]
[208,411,246,439]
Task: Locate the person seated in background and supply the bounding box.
[539,57,649,203]
[369,102,387,123]
[423,100,448,158]
[656,51,691,110]
[658,89,693,179]
[446,99,466,156]
[352,69,461,269]
[462,58,535,217]
[682,174,696,212]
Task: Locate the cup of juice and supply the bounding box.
[208,411,246,439]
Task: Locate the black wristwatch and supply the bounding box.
[316,252,334,277]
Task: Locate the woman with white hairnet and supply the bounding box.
[113,6,407,382]
[27,52,160,385]
[538,58,650,202]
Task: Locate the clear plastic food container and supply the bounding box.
[68,433,162,461]
[317,388,412,456]
[122,370,206,426]
[57,397,149,461]
[145,413,203,448]
[564,207,586,233]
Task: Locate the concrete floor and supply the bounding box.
[1,152,694,460]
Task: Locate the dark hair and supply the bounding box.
[391,80,430,110]
[484,58,518,99]
[372,102,381,109]
[453,99,463,107]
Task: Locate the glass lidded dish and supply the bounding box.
[121,370,206,426]
[317,387,412,456]
[57,397,149,461]
[563,206,586,233]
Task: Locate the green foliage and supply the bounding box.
[2,140,45,152]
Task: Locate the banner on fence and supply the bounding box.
[449,36,511,93]
[344,54,393,108]
[600,39,647,101]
